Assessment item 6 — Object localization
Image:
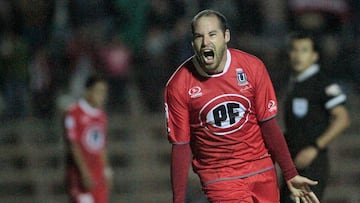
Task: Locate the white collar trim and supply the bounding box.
[79,99,101,116]
[296,64,320,82]
[193,49,231,77]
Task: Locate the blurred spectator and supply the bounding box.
[0,1,17,33]
[112,0,149,53]
[138,26,171,112]
[148,0,184,30]
[98,35,132,112]
[287,0,353,81]
[65,26,98,102]
[0,30,30,120]
[68,0,116,38]
[15,0,55,51]
[287,0,351,34]
[28,46,56,120]
[56,0,121,110]
[136,0,186,112]
[334,0,360,93]
[261,0,288,42]
[168,17,193,69]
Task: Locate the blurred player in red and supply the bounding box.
[164,10,320,203]
[64,75,113,203]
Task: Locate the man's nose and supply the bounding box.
[202,35,211,46]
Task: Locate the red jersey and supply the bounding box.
[64,99,108,189]
[165,49,278,185]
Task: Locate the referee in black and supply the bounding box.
[280,32,351,202]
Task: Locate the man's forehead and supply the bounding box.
[195,15,220,24]
[193,16,221,30]
[292,39,313,46]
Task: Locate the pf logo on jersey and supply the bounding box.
[199,94,251,135]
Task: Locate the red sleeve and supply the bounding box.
[260,118,298,181]
[64,110,78,142]
[254,61,278,121]
[171,144,191,203]
[164,85,190,144]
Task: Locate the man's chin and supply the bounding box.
[203,64,220,73]
[293,66,307,73]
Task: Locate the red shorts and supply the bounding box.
[202,158,280,203]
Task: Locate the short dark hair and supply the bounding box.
[191,9,229,35]
[288,32,319,53]
[85,75,106,89]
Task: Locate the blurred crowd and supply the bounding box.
[0,0,359,120]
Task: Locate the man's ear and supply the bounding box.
[225,29,230,43]
[313,52,319,63]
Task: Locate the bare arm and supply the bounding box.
[295,105,350,169]
[102,150,113,189]
[101,149,111,172]
[316,105,350,149]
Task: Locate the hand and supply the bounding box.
[106,177,113,191]
[287,175,320,203]
[294,146,318,170]
[104,168,114,190]
[81,172,94,190]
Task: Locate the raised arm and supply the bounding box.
[315,105,350,149]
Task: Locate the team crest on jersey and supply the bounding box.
[236,68,248,86]
[83,125,105,153]
[199,94,251,136]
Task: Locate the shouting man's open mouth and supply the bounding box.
[202,49,215,64]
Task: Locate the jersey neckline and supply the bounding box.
[295,64,320,82]
[79,99,101,116]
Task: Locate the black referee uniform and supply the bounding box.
[280,64,347,202]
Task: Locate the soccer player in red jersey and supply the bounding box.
[164,10,320,203]
[64,75,113,203]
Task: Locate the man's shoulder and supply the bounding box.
[65,102,87,119]
[310,70,335,87]
[229,48,263,64]
[229,48,266,77]
[316,71,345,96]
[66,103,80,114]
